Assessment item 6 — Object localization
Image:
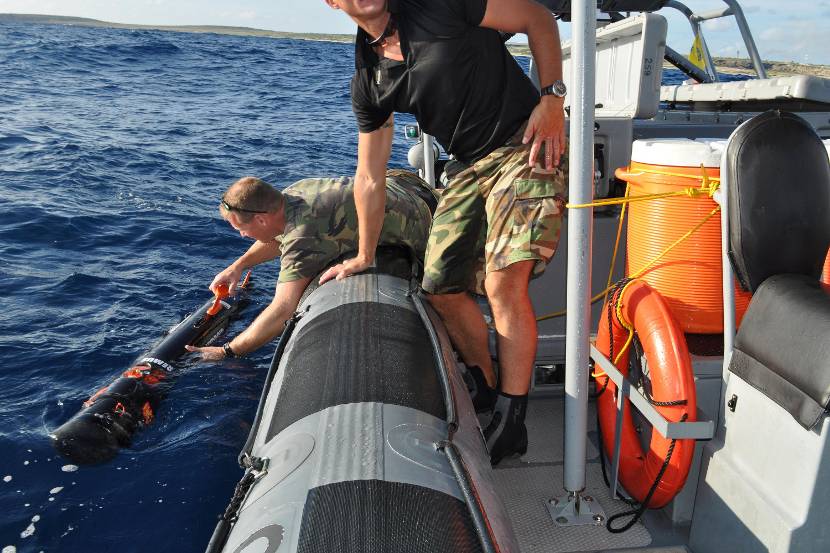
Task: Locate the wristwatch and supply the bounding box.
[222,342,238,358]
[541,79,567,98]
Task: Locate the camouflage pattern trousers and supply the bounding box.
[422,129,568,296]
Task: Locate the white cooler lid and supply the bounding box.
[631,138,726,168]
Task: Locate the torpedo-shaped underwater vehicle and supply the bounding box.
[51,275,251,465]
[207,249,518,553]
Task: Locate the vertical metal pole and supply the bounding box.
[665,2,719,82]
[610,378,627,500]
[423,133,436,187]
[712,142,738,438]
[528,57,540,89]
[724,0,767,78]
[563,0,596,495]
[719,195,735,369]
[691,20,718,82]
[717,150,736,382]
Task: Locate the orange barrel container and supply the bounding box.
[617,139,751,334]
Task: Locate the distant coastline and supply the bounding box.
[2,13,828,78]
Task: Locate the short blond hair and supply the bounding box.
[220,176,283,223]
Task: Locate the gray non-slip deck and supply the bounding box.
[490,393,654,553]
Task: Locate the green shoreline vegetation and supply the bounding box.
[2,13,828,78]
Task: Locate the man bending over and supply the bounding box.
[187,169,435,360]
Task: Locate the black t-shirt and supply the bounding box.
[350,0,540,164]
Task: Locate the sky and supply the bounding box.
[1,0,828,65]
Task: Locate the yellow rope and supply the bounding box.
[591,206,721,364]
[623,165,721,183]
[582,169,719,372]
[590,277,637,377]
[612,280,638,365]
[604,183,630,307]
[536,184,630,323]
[539,205,720,321]
[534,165,720,323]
[535,288,610,322]
[565,164,719,209]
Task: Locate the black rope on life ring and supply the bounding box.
[593,277,691,532]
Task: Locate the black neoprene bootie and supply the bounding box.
[466,365,497,413]
[484,391,528,466]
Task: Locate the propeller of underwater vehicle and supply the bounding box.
[50,273,252,465]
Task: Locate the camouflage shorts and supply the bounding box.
[422,130,568,296]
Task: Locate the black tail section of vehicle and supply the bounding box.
[51,277,251,465]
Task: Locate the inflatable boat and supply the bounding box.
[207,248,517,553]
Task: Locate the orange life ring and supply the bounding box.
[595,280,697,508]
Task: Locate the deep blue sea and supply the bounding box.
[0,21,739,553]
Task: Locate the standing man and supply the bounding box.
[320,0,568,465]
[187,170,435,360]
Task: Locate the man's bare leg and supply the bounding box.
[425,291,496,388]
[482,260,536,464]
[484,260,537,395]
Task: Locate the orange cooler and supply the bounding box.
[618,139,751,334]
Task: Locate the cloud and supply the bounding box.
[758,21,828,63]
[660,0,829,65]
[713,41,747,58]
[2,0,827,64]
[702,18,734,33]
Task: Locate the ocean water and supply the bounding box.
[0,21,740,553]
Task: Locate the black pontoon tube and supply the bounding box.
[236,313,299,468]
[412,292,499,553]
[51,280,250,465]
[439,440,498,553]
[411,293,457,434]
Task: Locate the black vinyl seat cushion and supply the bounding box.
[726,110,830,293]
[729,274,830,430]
[724,111,830,428]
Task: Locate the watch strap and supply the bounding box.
[541,80,567,98]
[222,342,237,358]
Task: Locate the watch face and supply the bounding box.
[553,80,567,96]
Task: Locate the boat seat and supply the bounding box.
[730,274,830,429]
[724,110,830,429]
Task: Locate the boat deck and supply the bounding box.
[489,389,691,553]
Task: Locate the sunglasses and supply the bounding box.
[220,197,268,214]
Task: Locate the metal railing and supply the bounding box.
[664,0,767,81]
[590,345,715,498]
